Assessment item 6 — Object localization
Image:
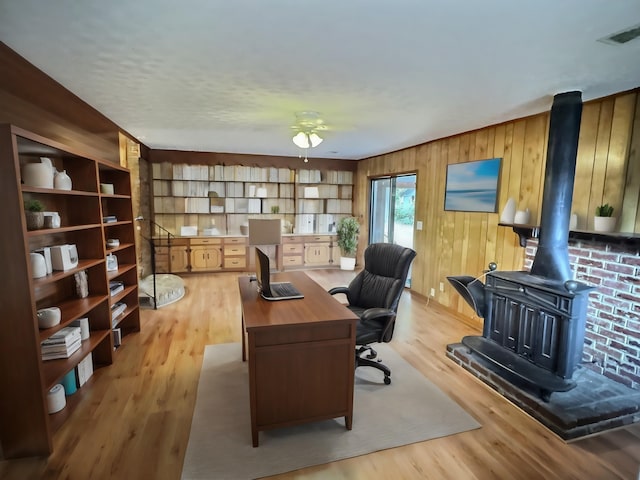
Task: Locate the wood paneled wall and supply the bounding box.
[355,89,639,325]
[0,42,135,164]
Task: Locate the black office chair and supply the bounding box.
[329,243,416,385]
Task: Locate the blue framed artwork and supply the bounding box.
[444,158,502,212]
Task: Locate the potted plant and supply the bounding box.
[24,199,45,231]
[336,216,360,270]
[593,203,616,232]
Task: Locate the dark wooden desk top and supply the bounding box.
[238,271,358,331]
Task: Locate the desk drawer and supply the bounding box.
[254,323,353,347]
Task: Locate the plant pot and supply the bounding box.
[25,211,44,231]
[340,256,356,271]
[593,216,616,233]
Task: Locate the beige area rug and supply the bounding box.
[139,274,185,308]
[182,342,481,480]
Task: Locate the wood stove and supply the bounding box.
[448,91,597,401]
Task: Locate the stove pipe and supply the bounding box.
[530,91,582,282]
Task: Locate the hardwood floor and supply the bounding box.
[1,270,639,479]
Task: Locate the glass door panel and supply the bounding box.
[369,174,416,286]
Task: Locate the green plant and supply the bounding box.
[336,216,360,257]
[270,205,280,214]
[24,199,44,212]
[595,204,614,217]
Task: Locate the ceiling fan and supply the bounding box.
[291,111,329,161]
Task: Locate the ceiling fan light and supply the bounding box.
[308,133,323,147]
[292,132,310,149]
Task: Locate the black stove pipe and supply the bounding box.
[530,91,582,282]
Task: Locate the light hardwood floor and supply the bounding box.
[1,270,639,479]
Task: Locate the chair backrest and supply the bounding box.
[346,243,417,315]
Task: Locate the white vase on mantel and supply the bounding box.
[593,216,616,233]
[500,197,516,224]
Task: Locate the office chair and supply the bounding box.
[329,243,416,385]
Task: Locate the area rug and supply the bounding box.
[182,342,480,479]
[139,274,185,308]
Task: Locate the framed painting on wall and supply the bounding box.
[444,158,502,212]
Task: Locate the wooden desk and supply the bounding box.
[239,271,358,447]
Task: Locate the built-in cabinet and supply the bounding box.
[0,124,140,458]
[154,234,337,273]
[155,236,247,273]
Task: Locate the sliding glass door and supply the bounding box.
[369,174,416,285]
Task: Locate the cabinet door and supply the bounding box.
[171,247,190,273]
[190,247,208,271]
[205,246,222,269]
[304,243,331,265]
[190,246,221,271]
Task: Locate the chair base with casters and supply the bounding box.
[328,243,417,386]
[356,344,392,384]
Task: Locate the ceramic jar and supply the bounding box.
[54,170,72,190]
[22,162,54,188]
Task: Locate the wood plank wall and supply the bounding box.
[355,89,639,325]
[0,42,135,164]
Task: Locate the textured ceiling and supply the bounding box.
[1,1,640,160]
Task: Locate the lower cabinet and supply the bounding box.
[304,242,332,266]
[190,238,222,272]
[155,234,336,273]
[191,246,222,271]
[284,235,336,269]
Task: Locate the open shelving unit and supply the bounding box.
[151,164,354,236]
[0,124,139,458]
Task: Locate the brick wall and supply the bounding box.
[525,238,640,390]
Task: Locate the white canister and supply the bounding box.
[22,163,54,188]
[30,252,47,279]
[513,209,531,225]
[47,384,66,414]
[34,247,52,274]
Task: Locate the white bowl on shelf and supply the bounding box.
[106,238,120,248]
[37,307,61,329]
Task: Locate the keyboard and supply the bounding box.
[271,282,303,298]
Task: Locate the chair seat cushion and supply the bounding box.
[349,306,389,345]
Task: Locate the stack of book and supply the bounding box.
[111,302,127,326]
[109,281,124,297]
[41,326,81,360]
[102,215,117,223]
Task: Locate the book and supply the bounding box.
[42,326,81,347]
[109,281,124,296]
[111,302,127,324]
[41,327,82,360]
[76,353,94,387]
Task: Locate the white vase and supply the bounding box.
[54,170,72,190]
[499,197,516,224]
[340,257,356,271]
[593,216,616,233]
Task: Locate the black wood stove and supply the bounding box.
[448,91,596,401]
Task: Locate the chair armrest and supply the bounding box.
[328,286,350,296]
[360,307,396,323]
